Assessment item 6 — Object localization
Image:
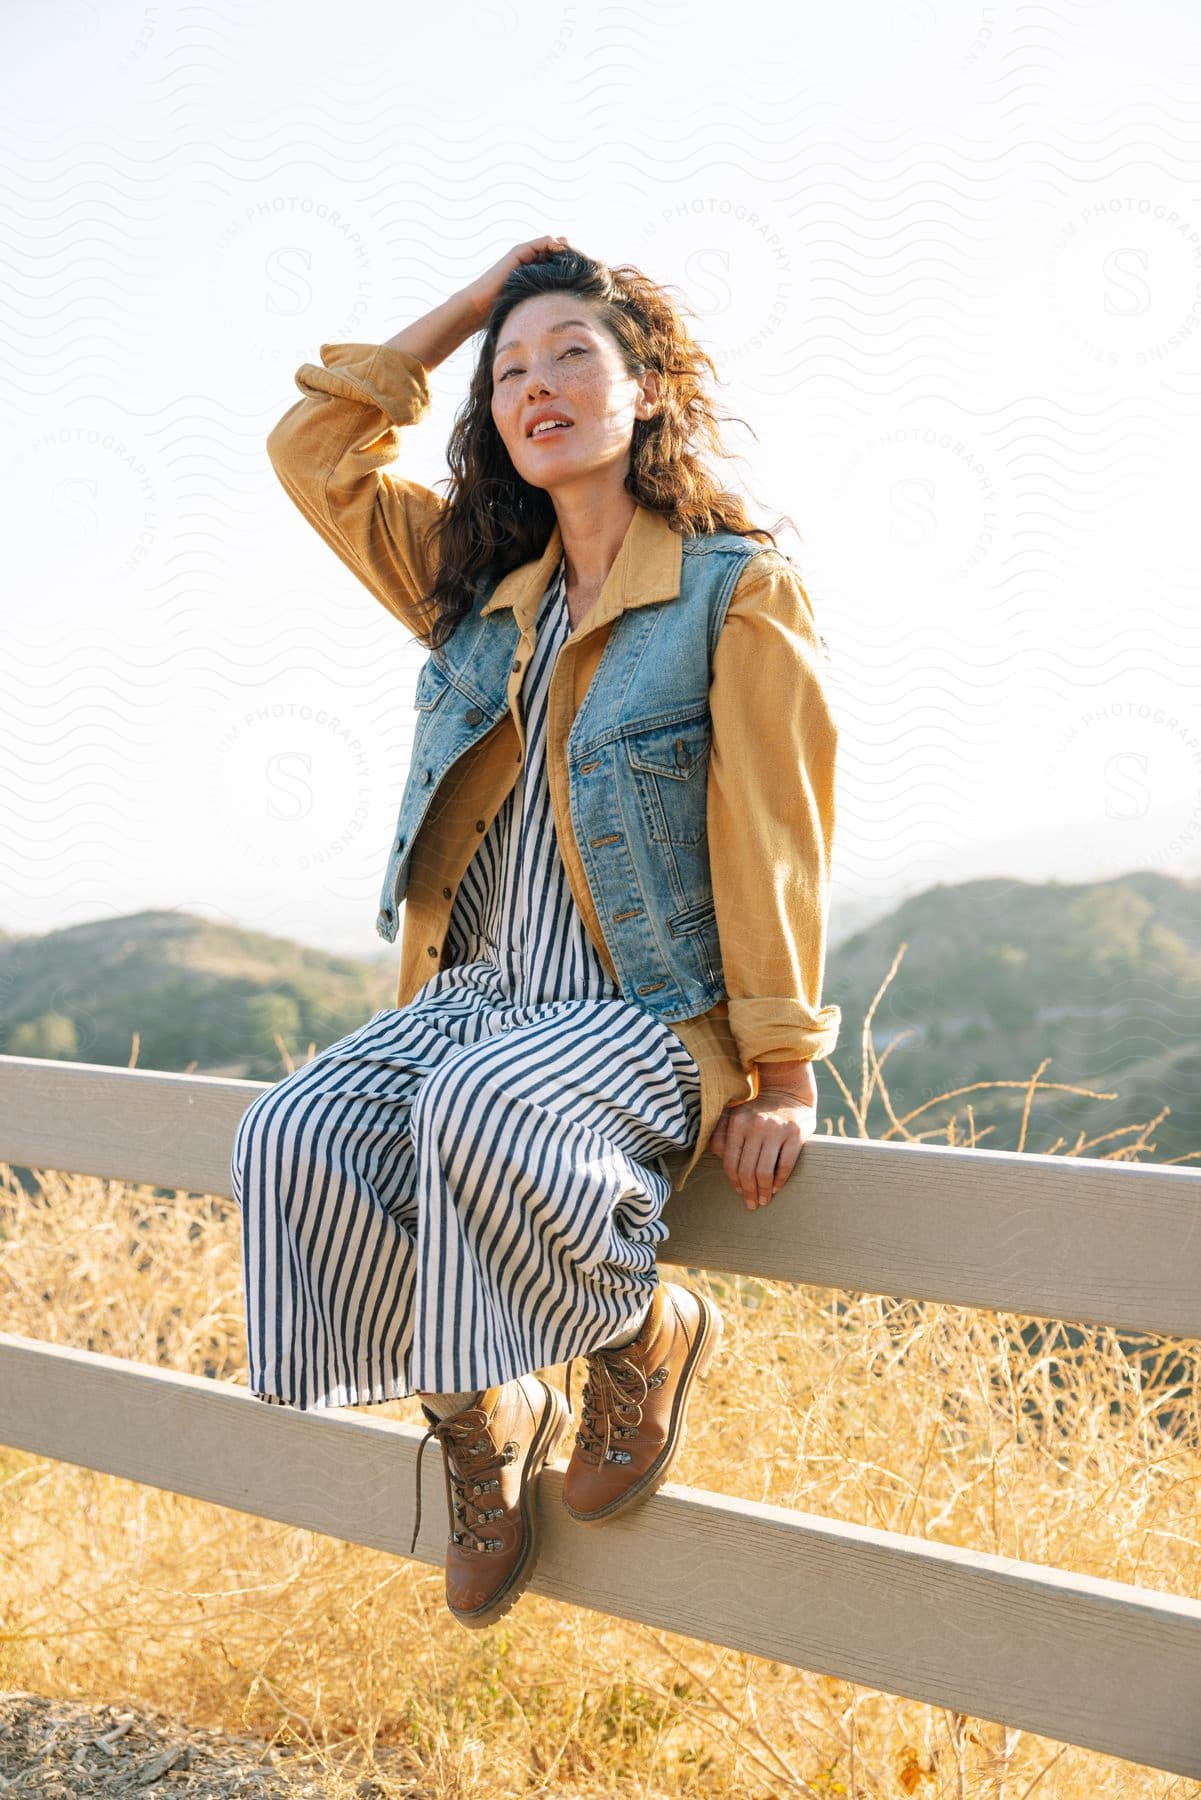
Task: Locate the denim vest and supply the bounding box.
[374,529,771,1025]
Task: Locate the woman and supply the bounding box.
[231,238,841,1630]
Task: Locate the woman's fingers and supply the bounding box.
[710,1097,815,1208]
[713,1102,807,1208]
[463,237,576,321]
[517,233,572,263]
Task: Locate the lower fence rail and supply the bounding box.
[1,1332,1199,1779]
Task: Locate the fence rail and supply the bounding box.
[2,1053,1199,1779]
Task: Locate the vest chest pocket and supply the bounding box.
[623,714,711,846]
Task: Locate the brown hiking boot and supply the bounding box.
[409,1373,571,1628]
[561,1280,723,1523]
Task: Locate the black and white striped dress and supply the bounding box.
[231,554,703,1408]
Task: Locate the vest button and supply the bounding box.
[427,945,438,958]
[465,707,483,726]
[442,886,452,899]
[475,819,486,832]
[511,658,522,673]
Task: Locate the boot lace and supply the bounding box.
[565,1343,670,1468]
[565,1290,693,1466]
[409,1402,524,1558]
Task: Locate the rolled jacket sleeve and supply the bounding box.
[707,551,842,1074]
[265,342,446,644]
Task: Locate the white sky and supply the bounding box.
[3,0,1200,957]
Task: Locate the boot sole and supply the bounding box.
[448,1378,571,1629]
[562,1291,724,1524]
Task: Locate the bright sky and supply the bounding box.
[4,0,1199,958]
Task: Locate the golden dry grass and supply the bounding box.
[1,980,1199,1798]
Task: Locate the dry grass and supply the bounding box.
[1,967,1198,1798]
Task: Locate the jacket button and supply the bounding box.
[427,945,439,958]
[465,707,483,725]
[421,769,432,784]
[442,886,452,899]
[395,835,405,850]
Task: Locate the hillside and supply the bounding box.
[828,870,1201,1163]
[0,910,395,1083]
[1,871,1197,1160]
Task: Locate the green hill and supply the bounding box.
[1,871,1197,1163]
[826,870,1201,1164]
[0,910,394,1083]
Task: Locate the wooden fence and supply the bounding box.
[1,1052,1199,1779]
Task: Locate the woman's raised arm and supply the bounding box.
[266,239,574,646]
[265,335,456,646]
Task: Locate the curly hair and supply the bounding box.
[418,249,799,649]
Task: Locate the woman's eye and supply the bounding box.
[498,346,587,381]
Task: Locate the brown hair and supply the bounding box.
[420,248,796,649]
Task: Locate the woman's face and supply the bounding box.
[489,292,659,497]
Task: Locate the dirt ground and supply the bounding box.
[0,1691,390,1797]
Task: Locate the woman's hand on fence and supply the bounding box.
[707,1065,818,1210]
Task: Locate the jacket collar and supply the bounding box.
[479,502,684,634]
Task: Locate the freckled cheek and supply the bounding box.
[568,375,630,439]
[494,402,525,452]
[597,397,638,440]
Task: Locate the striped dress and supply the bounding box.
[231,553,703,1408]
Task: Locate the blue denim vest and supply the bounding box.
[374,529,771,1025]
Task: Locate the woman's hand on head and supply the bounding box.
[707,1066,818,1210]
[460,236,576,328]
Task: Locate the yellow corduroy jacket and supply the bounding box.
[266,341,841,1191]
